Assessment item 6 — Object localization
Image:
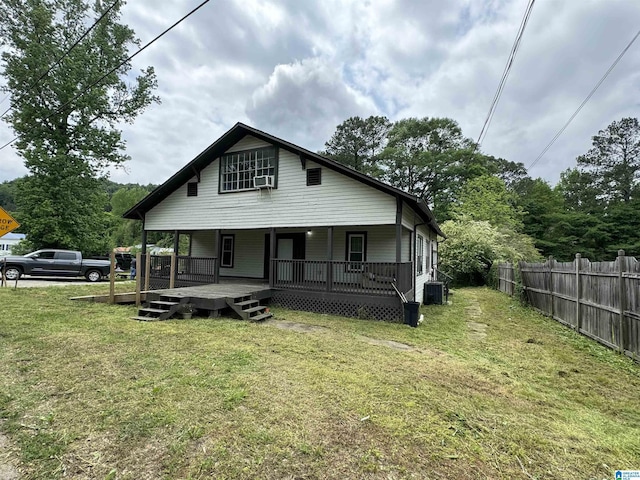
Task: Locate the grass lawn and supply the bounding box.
[0,284,638,479]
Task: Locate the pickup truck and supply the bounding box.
[2,249,111,282]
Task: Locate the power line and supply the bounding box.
[0,0,121,118]
[528,28,640,171]
[0,0,211,153]
[476,0,535,148]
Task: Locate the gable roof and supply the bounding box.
[123,122,445,237]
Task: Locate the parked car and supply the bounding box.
[92,252,133,270]
[1,249,111,282]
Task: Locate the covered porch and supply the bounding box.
[140,224,415,298]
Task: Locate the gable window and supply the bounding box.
[416,235,424,275]
[187,182,198,196]
[220,147,277,193]
[220,234,235,268]
[346,231,367,270]
[306,168,321,186]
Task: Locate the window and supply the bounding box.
[220,234,235,268]
[417,235,424,275]
[220,147,277,193]
[306,168,321,186]
[346,231,367,270]
[55,252,77,261]
[187,182,198,197]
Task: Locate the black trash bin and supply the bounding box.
[403,301,420,327]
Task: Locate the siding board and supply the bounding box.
[145,141,397,230]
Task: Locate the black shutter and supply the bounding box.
[187,182,198,196]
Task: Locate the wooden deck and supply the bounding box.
[145,280,272,316]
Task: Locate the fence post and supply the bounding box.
[135,252,141,307]
[169,253,176,289]
[144,251,151,291]
[618,249,627,354]
[575,253,581,332]
[109,251,116,304]
[548,256,554,319]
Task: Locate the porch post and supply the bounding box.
[269,228,276,286]
[326,226,333,292]
[215,229,221,283]
[395,196,402,263]
[141,225,147,288]
[141,227,147,255]
[173,230,180,254]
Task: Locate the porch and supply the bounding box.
[141,255,413,298]
[138,224,418,321]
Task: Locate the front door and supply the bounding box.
[273,233,305,284]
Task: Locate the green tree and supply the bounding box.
[577,117,640,203]
[452,175,524,231]
[0,0,159,254]
[323,116,391,175]
[108,186,150,247]
[0,179,18,212]
[380,117,474,202]
[438,219,540,286]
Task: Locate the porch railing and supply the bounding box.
[141,255,219,290]
[270,260,412,296]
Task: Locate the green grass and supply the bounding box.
[0,284,638,479]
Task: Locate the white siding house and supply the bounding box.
[125,123,445,319]
[0,233,25,256]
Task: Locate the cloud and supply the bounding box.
[1,0,640,188]
[247,57,377,150]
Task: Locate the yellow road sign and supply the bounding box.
[0,207,20,238]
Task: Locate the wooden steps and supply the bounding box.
[131,296,183,321]
[225,295,272,322]
[130,293,271,322]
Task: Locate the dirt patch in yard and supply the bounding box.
[468,321,488,341]
[266,320,329,334]
[357,336,417,351]
[0,430,20,480]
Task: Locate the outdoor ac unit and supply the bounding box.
[254,175,274,188]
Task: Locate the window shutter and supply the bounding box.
[187,182,198,197]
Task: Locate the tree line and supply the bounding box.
[322,115,640,284]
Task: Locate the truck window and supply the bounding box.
[37,251,56,259]
[55,252,78,261]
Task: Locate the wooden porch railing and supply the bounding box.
[141,255,219,290]
[270,260,412,296]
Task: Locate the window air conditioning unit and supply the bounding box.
[254,175,274,188]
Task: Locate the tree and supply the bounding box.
[108,186,150,247]
[438,219,540,286]
[0,180,18,212]
[380,117,474,203]
[577,117,640,203]
[451,175,524,231]
[0,0,159,253]
[323,116,391,175]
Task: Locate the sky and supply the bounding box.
[1,0,639,188]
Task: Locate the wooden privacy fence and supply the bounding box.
[497,251,640,361]
[498,263,516,296]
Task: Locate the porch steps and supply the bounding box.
[131,296,184,321]
[225,295,272,322]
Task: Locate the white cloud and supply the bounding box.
[247,57,377,150]
[1,0,639,188]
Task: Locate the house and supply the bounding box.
[0,232,26,256]
[124,123,445,320]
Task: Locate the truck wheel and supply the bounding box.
[85,270,102,282]
[4,267,21,281]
